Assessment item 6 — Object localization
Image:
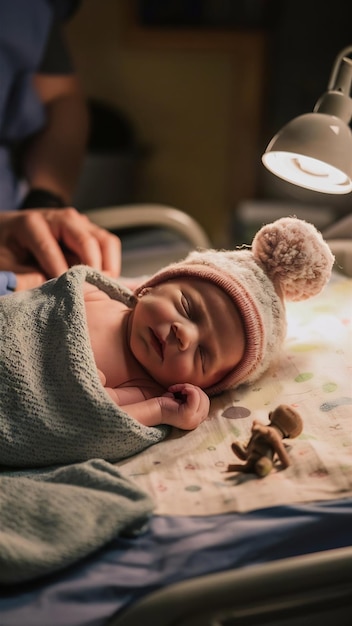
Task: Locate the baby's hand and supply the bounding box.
[159,383,210,430]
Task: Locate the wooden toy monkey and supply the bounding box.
[228,404,303,478]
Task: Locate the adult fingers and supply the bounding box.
[53,209,121,275]
[90,225,122,276]
[56,210,103,270]
[15,270,47,291]
[15,212,69,277]
[15,208,122,276]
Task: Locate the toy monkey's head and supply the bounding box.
[269,405,303,439]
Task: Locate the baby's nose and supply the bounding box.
[172,322,197,350]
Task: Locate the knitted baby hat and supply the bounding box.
[135,217,334,395]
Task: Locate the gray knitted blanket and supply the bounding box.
[0,266,168,584]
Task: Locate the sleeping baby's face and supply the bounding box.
[128,278,245,391]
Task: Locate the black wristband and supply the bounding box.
[20,188,66,209]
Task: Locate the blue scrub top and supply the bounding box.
[0,0,78,210]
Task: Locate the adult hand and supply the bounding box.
[0,208,121,290]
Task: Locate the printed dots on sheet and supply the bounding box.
[294,372,314,382]
[322,382,338,393]
[222,406,251,419]
[320,397,352,411]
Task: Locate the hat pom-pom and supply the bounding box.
[252,217,334,300]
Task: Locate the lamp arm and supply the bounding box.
[314,56,352,123]
[328,45,352,90]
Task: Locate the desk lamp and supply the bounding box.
[262,45,352,194]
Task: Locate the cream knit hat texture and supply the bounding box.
[135,217,334,395]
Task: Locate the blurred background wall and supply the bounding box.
[66,0,352,246]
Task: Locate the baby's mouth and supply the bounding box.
[149,328,164,359]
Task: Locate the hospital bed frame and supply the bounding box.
[109,545,352,626]
[85,204,212,277]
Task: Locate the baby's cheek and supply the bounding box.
[171,361,199,386]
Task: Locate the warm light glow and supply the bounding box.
[295,155,345,179]
[262,151,352,193]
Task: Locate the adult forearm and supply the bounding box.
[22,93,90,204]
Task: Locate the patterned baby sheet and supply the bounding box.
[119,271,352,515]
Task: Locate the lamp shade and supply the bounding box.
[262,112,352,194]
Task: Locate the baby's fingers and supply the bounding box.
[168,383,197,407]
[168,384,210,419]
